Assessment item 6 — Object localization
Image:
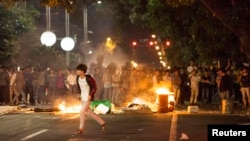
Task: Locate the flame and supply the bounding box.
[155,87,173,95]
[131,98,146,105]
[57,102,81,113]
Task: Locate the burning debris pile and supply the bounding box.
[33,87,175,114]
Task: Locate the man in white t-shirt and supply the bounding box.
[66,69,77,95]
[75,64,105,134]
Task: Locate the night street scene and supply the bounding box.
[0,0,250,141]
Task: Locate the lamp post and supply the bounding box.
[81,1,102,62]
[40,6,57,47]
[61,10,75,67]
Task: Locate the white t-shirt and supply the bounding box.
[67,74,77,85]
[78,77,90,102]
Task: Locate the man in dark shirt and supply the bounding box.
[217,68,231,100]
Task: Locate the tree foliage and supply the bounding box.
[113,0,244,68]
[1,0,249,69]
[0,3,39,66]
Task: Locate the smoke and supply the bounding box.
[86,40,129,68]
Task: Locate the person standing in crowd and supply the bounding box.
[180,68,191,104]
[152,69,161,89]
[162,70,173,91]
[209,66,217,103]
[11,68,27,105]
[55,69,66,100]
[239,67,250,109]
[217,68,232,101]
[24,66,35,105]
[189,70,200,105]
[201,69,211,105]
[102,66,113,101]
[225,59,234,72]
[111,68,121,105]
[93,66,103,100]
[36,68,48,104]
[75,63,105,134]
[187,61,197,77]
[66,69,77,96]
[119,68,130,105]
[46,68,57,104]
[9,68,17,105]
[172,68,182,106]
[129,68,139,96]
[0,65,10,105]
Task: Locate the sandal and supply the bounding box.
[75,129,83,134]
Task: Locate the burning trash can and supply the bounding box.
[157,94,168,113]
[156,88,175,113]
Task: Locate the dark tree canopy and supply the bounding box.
[1,0,249,68]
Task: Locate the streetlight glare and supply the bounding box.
[40,31,57,47]
[60,37,75,51]
[97,0,102,4]
[107,37,111,42]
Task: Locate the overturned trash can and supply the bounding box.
[157,94,168,113]
[221,99,233,114]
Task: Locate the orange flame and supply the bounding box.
[155,87,173,95]
[57,102,81,113]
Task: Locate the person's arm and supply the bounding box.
[86,75,97,101]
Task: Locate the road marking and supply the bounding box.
[169,112,177,141]
[20,129,49,141]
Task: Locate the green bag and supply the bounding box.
[90,100,111,113]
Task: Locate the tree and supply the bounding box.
[0,3,39,66]
[200,0,250,58]
[112,0,244,68]
[1,0,249,68]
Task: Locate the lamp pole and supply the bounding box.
[60,10,75,67]
[46,6,51,31]
[83,5,88,44]
[65,10,70,67]
[40,6,56,47]
[81,1,102,63]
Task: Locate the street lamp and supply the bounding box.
[61,10,75,66]
[61,37,75,51]
[40,6,57,47]
[40,31,56,47]
[81,1,102,62]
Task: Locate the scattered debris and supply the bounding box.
[180,133,189,140]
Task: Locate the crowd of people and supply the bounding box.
[0,57,250,111]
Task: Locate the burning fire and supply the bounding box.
[57,101,81,113]
[155,87,175,111]
[126,87,175,112]
[155,87,173,95]
[156,87,175,102]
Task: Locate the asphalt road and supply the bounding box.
[0,105,250,141]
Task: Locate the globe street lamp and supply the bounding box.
[40,31,56,47]
[60,37,75,51]
[61,10,75,67]
[40,6,56,47]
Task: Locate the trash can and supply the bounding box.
[221,99,233,114]
[157,94,168,113]
[90,100,111,113]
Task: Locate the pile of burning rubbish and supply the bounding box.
[31,87,175,114]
